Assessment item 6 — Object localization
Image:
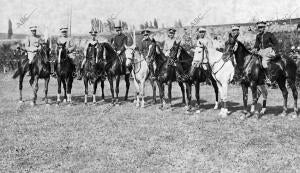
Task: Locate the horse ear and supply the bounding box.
[177,41,181,46]
[63,42,66,47]
[152,38,156,42]
[228,32,232,38]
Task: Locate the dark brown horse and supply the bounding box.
[82,43,105,104]
[12,42,51,106]
[169,41,219,112]
[54,42,74,105]
[147,39,186,109]
[223,33,298,119]
[97,42,130,105]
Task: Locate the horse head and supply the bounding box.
[56,42,67,63]
[87,43,98,64]
[169,41,182,61]
[124,44,138,67]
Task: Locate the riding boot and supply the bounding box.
[77,68,83,80]
[149,64,156,80]
[263,67,272,85]
[28,63,32,76]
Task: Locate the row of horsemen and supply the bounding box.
[20,21,284,83]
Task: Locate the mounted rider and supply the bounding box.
[139,29,155,77]
[290,24,300,61]
[24,26,43,76]
[111,26,130,74]
[78,29,99,80]
[163,28,177,57]
[53,27,77,78]
[252,21,279,81]
[189,27,213,77]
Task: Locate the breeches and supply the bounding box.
[258,48,275,68]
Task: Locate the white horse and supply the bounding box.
[206,48,235,117]
[125,47,156,108]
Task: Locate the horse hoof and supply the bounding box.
[280,112,287,117]
[221,112,228,118]
[240,114,246,120]
[196,109,201,114]
[30,102,36,106]
[63,99,67,103]
[93,101,97,105]
[260,108,267,115]
[18,100,24,104]
[254,111,261,119]
[85,102,88,105]
[184,105,189,110]
[141,104,145,108]
[213,105,218,110]
[291,113,298,119]
[46,103,50,107]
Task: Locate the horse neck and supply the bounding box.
[234,42,250,67]
[179,47,192,62]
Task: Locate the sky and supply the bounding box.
[1,0,300,35]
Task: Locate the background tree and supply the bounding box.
[8,19,13,39]
[154,18,158,29]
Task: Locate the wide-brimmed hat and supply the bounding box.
[168,28,176,34]
[29,26,37,31]
[197,27,206,32]
[231,25,240,31]
[141,29,150,36]
[60,27,68,33]
[114,26,122,31]
[257,21,266,28]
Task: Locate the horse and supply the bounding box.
[55,42,75,105]
[147,39,186,109]
[201,42,235,117]
[223,33,298,119]
[82,42,106,104]
[97,42,130,105]
[12,42,51,106]
[124,46,156,108]
[169,41,219,112]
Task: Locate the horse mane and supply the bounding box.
[179,45,193,62]
[100,42,118,59]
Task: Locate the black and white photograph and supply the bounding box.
[1,0,300,172]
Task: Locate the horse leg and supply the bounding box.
[92,82,97,104]
[287,79,298,118]
[18,74,25,103]
[240,84,249,120]
[157,81,165,109]
[124,74,130,101]
[67,77,73,104]
[178,82,186,105]
[277,79,288,117]
[84,77,88,104]
[57,76,62,104]
[185,82,192,112]
[31,75,39,106]
[115,75,120,104]
[210,77,219,109]
[150,79,156,104]
[167,81,172,106]
[101,80,105,101]
[195,81,200,110]
[258,85,268,115]
[109,77,115,104]
[133,79,140,107]
[44,77,50,105]
[141,81,146,108]
[62,79,67,103]
[250,82,259,118]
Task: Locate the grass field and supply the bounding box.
[1,73,300,172]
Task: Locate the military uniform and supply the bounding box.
[57,36,76,59]
[25,26,42,64]
[112,33,128,54]
[163,37,177,57]
[254,22,278,68]
[112,26,130,74]
[140,30,155,77]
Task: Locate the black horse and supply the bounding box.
[12,42,51,106]
[169,41,219,112]
[82,43,106,104]
[97,42,130,105]
[55,42,74,105]
[147,39,186,109]
[223,33,298,119]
